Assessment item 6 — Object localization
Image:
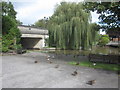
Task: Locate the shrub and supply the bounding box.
[98,35,110,46]
[2,27,21,52]
[2,46,9,52]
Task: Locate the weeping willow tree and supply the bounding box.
[48,2,99,50]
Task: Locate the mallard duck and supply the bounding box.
[46,55,50,59]
[47,55,50,58]
[86,80,96,85]
[34,61,38,63]
[71,69,78,76]
[52,56,55,59]
[55,65,59,68]
[49,61,53,64]
[47,58,50,61]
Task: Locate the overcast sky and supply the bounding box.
[9,0,100,25]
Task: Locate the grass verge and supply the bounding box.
[68,61,120,71]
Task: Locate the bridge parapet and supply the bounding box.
[18,25,49,49]
[18,25,48,35]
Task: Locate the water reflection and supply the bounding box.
[45,46,119,56]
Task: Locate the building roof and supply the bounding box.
[18,25,48,35]
[107,29,120,37]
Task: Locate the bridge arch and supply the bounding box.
[18,25,48,49]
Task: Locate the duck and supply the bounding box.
[55,64,59,68]
[71,69,78,76]
[46,55,50,59]
[34,61,38,63]
[86,80,96,85]
[47,55,50,58]
[49,61,53,64]
[47,58,50,61]
[52,56,55,59]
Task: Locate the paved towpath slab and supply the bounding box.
[2,52,118,88]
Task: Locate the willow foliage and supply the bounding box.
[48,2,98,50]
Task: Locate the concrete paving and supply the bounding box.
[2,52,119,88]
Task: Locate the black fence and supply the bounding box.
[88,54,120,64]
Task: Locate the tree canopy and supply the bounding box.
[34,17,49,28]
[84,1,120,32]
[47,2,99,50]
[2,1,17,19]
[1,1,21,52]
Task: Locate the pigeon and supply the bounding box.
[71,69,78,76]
[55,65,59,68]
[86,80,96,85]
[34,61,38,63]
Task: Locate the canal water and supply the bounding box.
[38,46,119,62]
[45,46,119,56]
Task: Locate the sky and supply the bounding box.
[10,0,99,24]
[8,0,105,34]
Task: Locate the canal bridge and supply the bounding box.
[18,25,48,49]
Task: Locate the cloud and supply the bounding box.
[11,0,98,25]
[13,0,64,24]
[91,11,100,23]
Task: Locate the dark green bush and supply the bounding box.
[2,46,9,52]
[2,27,21,52]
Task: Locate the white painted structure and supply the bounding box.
[18,25,48,49]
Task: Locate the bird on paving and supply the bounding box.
[55,64,59,68]
[49,61,53,64]
[47,58,50,61]
[47,55,50,58]
[86,80,96,85]
[34,61,38,63]
[71,69,78,76]
[52,56,55,59]
[46,55,50,59]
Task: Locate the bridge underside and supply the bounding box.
[21,37,44,49]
